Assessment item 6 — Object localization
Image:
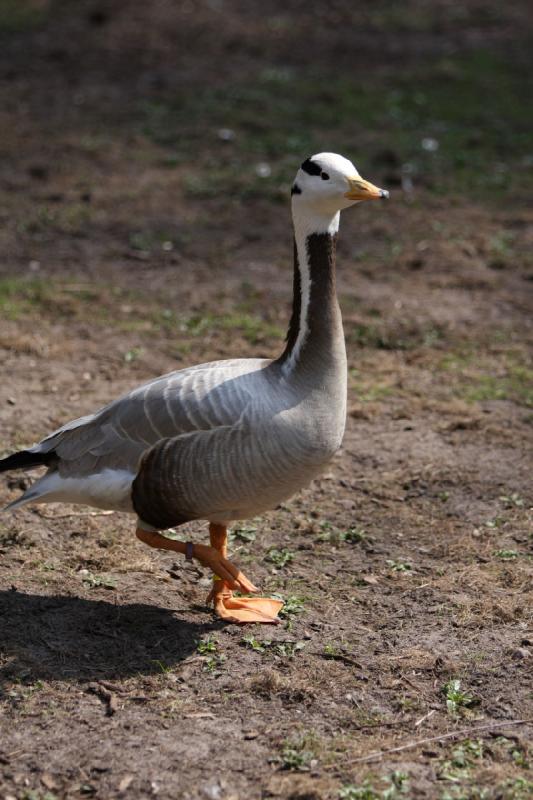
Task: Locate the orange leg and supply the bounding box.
[205,523,283,624]
[135,527,258,594]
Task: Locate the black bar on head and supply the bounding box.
[301,158,322,176]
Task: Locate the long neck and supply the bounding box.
[277,204,345,376]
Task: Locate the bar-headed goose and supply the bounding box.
[1,153,388,623]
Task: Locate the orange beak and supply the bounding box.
[344,176,389,201]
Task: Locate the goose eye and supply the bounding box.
[321,172,330,181]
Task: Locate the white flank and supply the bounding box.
[5,469,135,513]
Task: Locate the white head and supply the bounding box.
[291,152,388,234]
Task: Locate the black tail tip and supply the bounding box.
[0,449,54,473]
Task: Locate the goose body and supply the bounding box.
[1,153,387,623]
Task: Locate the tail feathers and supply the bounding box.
[1,450,56,512]
[0,449,55,474]
[3,488,43,512]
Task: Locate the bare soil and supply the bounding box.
[0,2,532,799]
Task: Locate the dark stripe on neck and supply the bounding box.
[277,232,337,366]
[277,239,301,365]
[306,232,337,331]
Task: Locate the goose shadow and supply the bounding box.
[0,589,217,686]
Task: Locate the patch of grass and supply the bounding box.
[140,49,532,204]
[438,348,533,409]
[241,636,305,659]
[495,737,530,769]
[279,733,317,771]
[0,0,50,32]
[462,368,533,408]
[0,277,52,320]
[348,324,444,353]
[339,772,409,800]
[0,525,31,548]
[439,739,483,783]
[151,660,173,675]
[501,777,533,800]
[180,311,283,345]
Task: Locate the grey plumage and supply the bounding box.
[3,151,388,529]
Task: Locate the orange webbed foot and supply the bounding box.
[207,581,282,624]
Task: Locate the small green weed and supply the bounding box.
[196,637,225,674]
[278,595,305,619]
[501,777,533,800]
[499,493,525,508]
[196,636,218,655]
[442,679,477,716]
[80,571,117,590]
[440,788,490,800]
[231,524,258,543]
[339,781,379,800]
[485,517,506,529]
[241,634,268,653]
[124,347,144,363]
[493,549,519,560]
[439,739,483,782]
[151,660,173,674]
[280,735,316,771]
[203,654,226,674]
[344,527,367,544]
[265,547,295,568]
[386,559,412,573]
[495,736,530,769]
[274,641,306,659]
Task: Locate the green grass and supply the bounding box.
[180,311,283,345]
[437,348,533,409]
[140,49,532,202]
[0,0,50,32]
[339,772,409,800]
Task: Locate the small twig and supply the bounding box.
[335,718,533,766]
[415,709,436,728]
[183,712,216,719]
[401,582,431,595]
[402,674,427,694]
[87,682,119,716]
[351,719,410,732]
[37,510,115,519]
[321,652,364,669]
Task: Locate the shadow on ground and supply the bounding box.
[0,590,211,685]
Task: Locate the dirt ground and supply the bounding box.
[0,2,532,799]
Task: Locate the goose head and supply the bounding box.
[291,152,388,218]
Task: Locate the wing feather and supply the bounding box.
[33,358,269,477]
